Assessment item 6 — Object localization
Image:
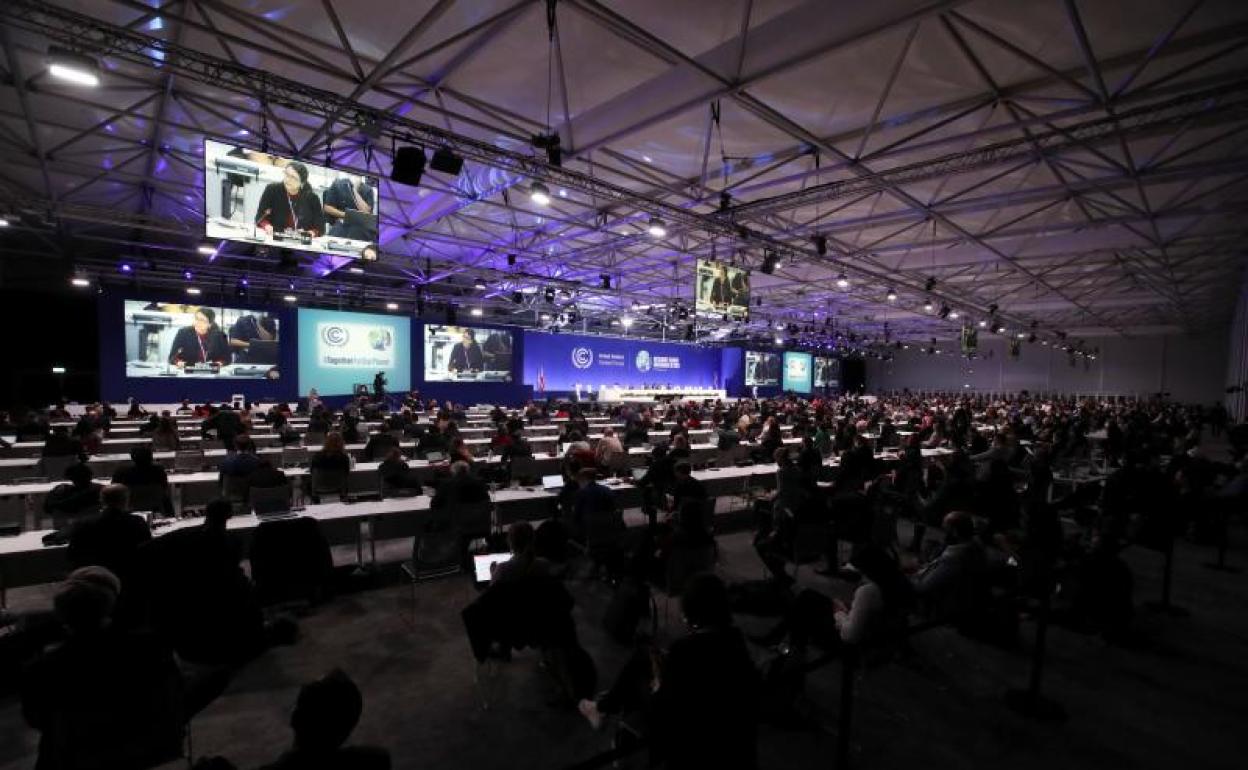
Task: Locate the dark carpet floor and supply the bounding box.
[2,510,1246,770]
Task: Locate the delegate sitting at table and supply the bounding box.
[168,307,231,368]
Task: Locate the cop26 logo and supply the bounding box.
[635,350,652,372]
[571,347,593,369]
[321,325,349,347]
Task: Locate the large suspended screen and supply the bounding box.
[204,139,380,260]
[783,352,813,393]
[745,351,780,387]
[297,309,410,395]
[815,356,841,389]
[424,325,514,382]
[694,259,750,320]
[123,300,281,379]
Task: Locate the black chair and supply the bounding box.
[249,516,333,607]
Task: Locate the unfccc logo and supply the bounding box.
[571,347,593,369]
[321,325,349,347]
[635,350,652,372]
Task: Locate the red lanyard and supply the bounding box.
[286,193,299,230]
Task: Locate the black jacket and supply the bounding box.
[651,628,761,770]
[255,182,326,235]
[168,327,231,366]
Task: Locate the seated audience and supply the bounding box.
[581,574,760,770]
[20,567,185,770]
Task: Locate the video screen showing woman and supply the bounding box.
[204,139,379,260]
[123,301,281,379]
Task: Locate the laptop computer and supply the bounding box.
[473,553,512,585]
[541,474,565,491]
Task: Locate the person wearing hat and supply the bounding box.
[20,566,184,770]
[255,160,326,238]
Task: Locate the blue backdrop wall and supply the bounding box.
[522,331,721,393]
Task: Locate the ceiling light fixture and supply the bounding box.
[47,47,100,87]
[70,276,90,287]
[283,295,297,303]
[197,245,216,256]
[886,289,897,301]
[529,181,551,206]
[186,287,201,295]
[621,316,634,328]
[386,302,399,311]
[836,274,849,289]
[647,217,667,238]
[471,307,483,317]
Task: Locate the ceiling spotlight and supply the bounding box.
[761,249,779,274]
[1017,332,1027,339]
[0,216,10,227]
[600,274,612,290]
[391,146,427,186]
[836,274,849,289]
[471,307,483,317]
[540,313,551,321]
[544,287,556,303]
[186,287,201,296]
[886,289,897,301]
[938,304,950,319]
[47,47,100,87]
[386,302,398,310]
[70,276,90,287]
[813,235,828,256]
[118,263,132,273]
[949,311,959,320]
[988,303,999,315]
[283,294,297,303]
[530,181,551,206]
[647,217,667,238]
[429,147,464,176]
[473,277,487,290]
[621,316,634,328]
[51,366,66,374]
[924,299,934,312]
[925,277,937,292]
[774,336,784,345]
[197,245,216,256]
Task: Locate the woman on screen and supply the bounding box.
[448,328,485,373]
[255,161,325,237]
[168,307,231,368]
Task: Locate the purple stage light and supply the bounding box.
[183,270,193,280]
[119,263,132,273]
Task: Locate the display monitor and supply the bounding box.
[123,300,281,379]
[745,350,780,387]
[297,309,410,396]
[814,356,841,389]
[694,259,750,320]
[204,139,379,260]
[424,325,514,382]
[783,351,813,393]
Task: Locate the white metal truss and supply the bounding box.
[0,0,1245,349]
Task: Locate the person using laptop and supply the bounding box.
[228,314,279,365]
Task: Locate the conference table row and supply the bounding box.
[0,440,817,519]
[0,448,958,603]
[0,430,773,482]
